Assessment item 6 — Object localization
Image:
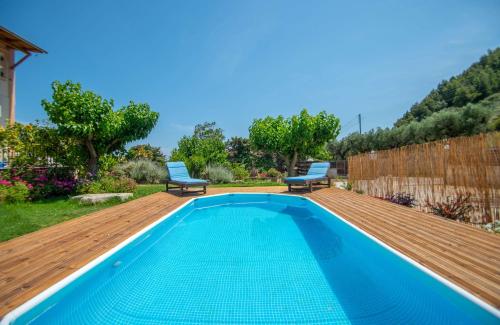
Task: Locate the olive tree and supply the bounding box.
[249,109,340,176]
[42,81,159,176]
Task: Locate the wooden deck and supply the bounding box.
[0,186,499,318]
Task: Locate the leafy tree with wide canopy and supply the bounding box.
[249,109,340,176]
[42,81,159,177]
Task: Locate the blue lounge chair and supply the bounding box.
[284,162,331,192]
[166,162,208,195]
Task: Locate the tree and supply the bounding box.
[170,122,228,177]
[328,93,500,160]
[225,137,252,166]
[1,122,86,170]
[42,81,159,176]
[225,136,285,172]
[127,144,166,165]
[395,48,500,127]
[249,109,340,176]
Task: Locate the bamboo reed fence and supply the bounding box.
[348,132,500,223]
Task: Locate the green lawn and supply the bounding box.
[0,182,285,242]
[0,184,165,242]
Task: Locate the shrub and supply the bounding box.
[386,193,416,207]
[10,168,77,200]
[231,164,250,181]
[204,165,234,184]
[426,193,473,222]
[77,176,137,194]
[266,168,282,178]
[0,182,30,203]
[114,159,166,184]
[98,154,123,177]
[76,180,102,195]
[100,177,137,193]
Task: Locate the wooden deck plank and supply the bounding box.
[307,189,500,307]
[309,194,500,304]
[0,186,499,318]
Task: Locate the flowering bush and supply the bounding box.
[385,193,416,207]
[1,167,77,200]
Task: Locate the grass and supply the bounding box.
[0,181,285,242]
[0,185,164,242]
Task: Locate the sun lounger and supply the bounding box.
[166,161,208,195]
[284,162,331,192]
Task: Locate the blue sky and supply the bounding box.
[2,0,500,154]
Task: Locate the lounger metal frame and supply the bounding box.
[165,179,207,196]
[285,177,331,193]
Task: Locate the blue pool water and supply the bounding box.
[7,194,498,324]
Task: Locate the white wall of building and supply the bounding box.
[0,44,13,128]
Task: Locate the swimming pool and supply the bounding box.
[2,194,498,324]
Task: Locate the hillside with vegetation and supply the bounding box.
[329,48,500,160]
[396,48,500,126]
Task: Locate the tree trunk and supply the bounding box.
[286,151,299,176]
[84,139,98,178]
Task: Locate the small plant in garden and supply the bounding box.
[482,221,500,234]
[426,193,473,222]
[114,159,166,184]
[342,182,353,191]
[204,165,234,184]
[386,193,416,207]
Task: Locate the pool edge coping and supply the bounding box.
[1,192,499,323]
